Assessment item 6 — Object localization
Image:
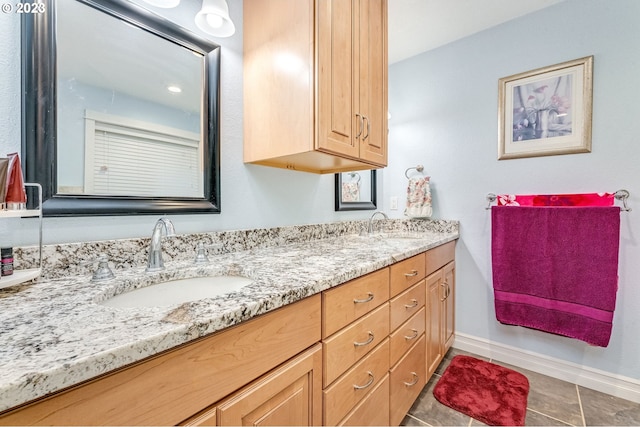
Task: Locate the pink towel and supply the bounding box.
[491,206,621,347]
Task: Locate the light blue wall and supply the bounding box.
[387,0,640,380]
[0,0,377,244]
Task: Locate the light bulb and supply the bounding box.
[205,13,224,29]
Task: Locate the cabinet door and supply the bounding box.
[442,262,455,352]
[317,0,359,159]
[217,344,322,426]
[356,0,387,166]
[425,270,443,378]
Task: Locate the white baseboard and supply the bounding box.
[453,332,640,404]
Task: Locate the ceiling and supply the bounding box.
[388,0,565,64]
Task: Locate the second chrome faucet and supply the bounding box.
[368,211,389,234]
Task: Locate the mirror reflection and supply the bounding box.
[56,0,204,198]
[335,170,377,211]
[22,0,221,216]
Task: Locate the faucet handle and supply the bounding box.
[81,254,116,282]
[194,243,210,264]
[193,243,224,264]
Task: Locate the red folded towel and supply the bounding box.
[491,205,621,347]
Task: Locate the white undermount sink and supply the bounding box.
[100,276,253,308]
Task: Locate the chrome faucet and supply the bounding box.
[146,217,176,272]
[367,211,389,234]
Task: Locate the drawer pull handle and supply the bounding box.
[353,371,375,390]
[353,292,374,304]
[404,298,419,309]
[353,331,374,347]
[404,372,419,387]
[404,329,419,340]
[404,270,419,277]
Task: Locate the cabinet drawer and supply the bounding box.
[337,374,390,427]
[323,303,390,386]
[389,279,425,332]
[425,241,455,276]
[323,339,389,426]
[390,253,425,296]
[323,268,389,338]
[389,335,426,426]
[389,307,425,368]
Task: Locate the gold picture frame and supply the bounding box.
[498,56,593,160]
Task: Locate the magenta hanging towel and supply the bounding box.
[491,205,621,347]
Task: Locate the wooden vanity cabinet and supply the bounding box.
[0,296,322,426]
[1,241,456,427]
[425,241,456,378]
[243,0,388,173]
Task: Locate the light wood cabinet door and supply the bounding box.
[426,270,443,379]
[356,0,387,166]
[317,0,359,159]
[317,0,387,165]
[217,344,322,426]
[443,261,455,352]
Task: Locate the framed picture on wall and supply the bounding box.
[498,56,594,160]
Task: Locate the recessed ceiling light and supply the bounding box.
[167,85,182,93]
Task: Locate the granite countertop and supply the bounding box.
[0,229,457,412]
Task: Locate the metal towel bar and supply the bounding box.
[485,190,631,211]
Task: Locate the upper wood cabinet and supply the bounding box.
[243,0,388,174]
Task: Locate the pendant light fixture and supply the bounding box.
[195,0,235,37]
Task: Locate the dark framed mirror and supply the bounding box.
[22,0,221,216]
[335,170,377,211]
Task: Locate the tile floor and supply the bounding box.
[402,348,640,426]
